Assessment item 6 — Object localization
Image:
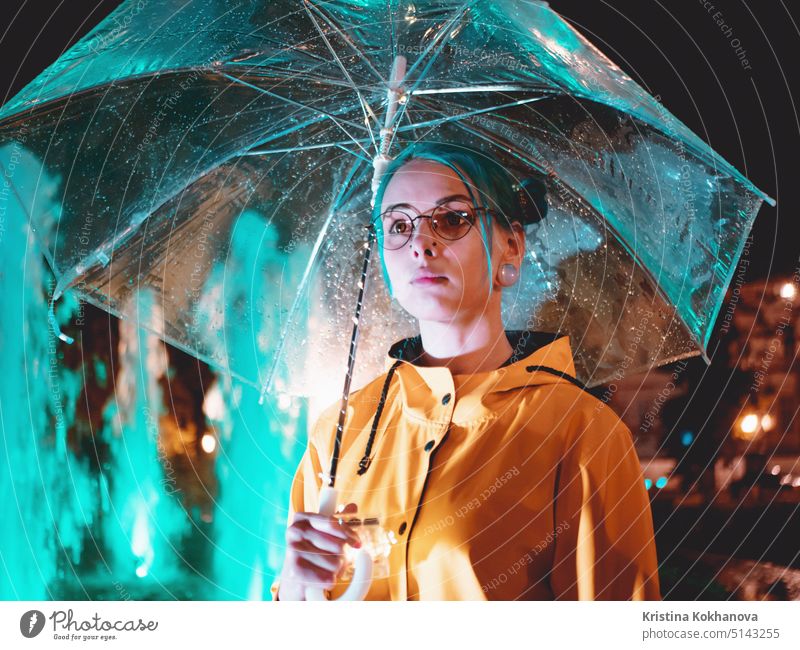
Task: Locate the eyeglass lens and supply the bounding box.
[375,202,477,250]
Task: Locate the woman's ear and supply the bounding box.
[504,220,526,268]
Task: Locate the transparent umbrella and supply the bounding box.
[0,0,774,416]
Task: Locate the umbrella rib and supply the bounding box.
[387,0,398,60]
[219,71,373,159]
[385,0,481,155]
[303,0,387,86]
[418,89,738,174]
[259,156,367,403]
[243,137,373,157]
[400,0,480,82]
[218,71,365,131]
[240,115,373,156]
[301,0,379,155]
[392,94,550,133]
[243,67,371,91]
[334,143,374,164]
[411,84,557,95]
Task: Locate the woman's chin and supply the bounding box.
[401,300,458,322]
[396,296,459,322]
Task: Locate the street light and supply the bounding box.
[739,413,760,439]
[201,433,217,454]
[734,411,776,442]
[779,282,796,300]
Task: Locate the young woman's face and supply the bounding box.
[379,159,517,322]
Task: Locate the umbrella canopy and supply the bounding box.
[0,0,774,407]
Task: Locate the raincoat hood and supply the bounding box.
[271,329,661,601]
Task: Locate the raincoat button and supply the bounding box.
[441,393,451,405]
[424,440,435,451]
[399,521,407,535]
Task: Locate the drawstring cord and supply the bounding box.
[357,359,402,475]
[524,364,588,391]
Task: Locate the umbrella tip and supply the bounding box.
[48,303,74,345]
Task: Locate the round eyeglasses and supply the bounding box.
[369,202,494,250]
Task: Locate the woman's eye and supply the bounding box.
[389,220,409,234]
[443,210,469,225]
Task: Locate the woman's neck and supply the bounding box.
[416,315,513,375]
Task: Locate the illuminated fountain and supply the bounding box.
[0,144,95,599]
[98,289,190,596]
[200,210,308,600]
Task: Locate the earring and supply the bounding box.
[498,263,518,287]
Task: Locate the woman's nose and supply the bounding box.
[408,216,438,255]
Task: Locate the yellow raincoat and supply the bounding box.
[270,330,661,600]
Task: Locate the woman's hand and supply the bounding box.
[277,502,362,600]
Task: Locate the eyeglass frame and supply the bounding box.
[366,202,498,250]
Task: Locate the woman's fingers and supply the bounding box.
[291,517,361,549]
[288,538,344,573]
[286,523,345,553]
[291,556,337,590]
[291,511,362,547]
[306,515,358,543]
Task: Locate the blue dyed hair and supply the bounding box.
[371,142,534,298]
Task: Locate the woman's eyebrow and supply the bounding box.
[385,194,471,211]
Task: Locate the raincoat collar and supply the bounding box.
[383,330,581,414]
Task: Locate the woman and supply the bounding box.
[271,142,661,600]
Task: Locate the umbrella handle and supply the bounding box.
[304,486,373,601]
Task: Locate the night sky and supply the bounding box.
[1,0,795,280]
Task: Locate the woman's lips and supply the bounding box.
[411,276,447,285]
